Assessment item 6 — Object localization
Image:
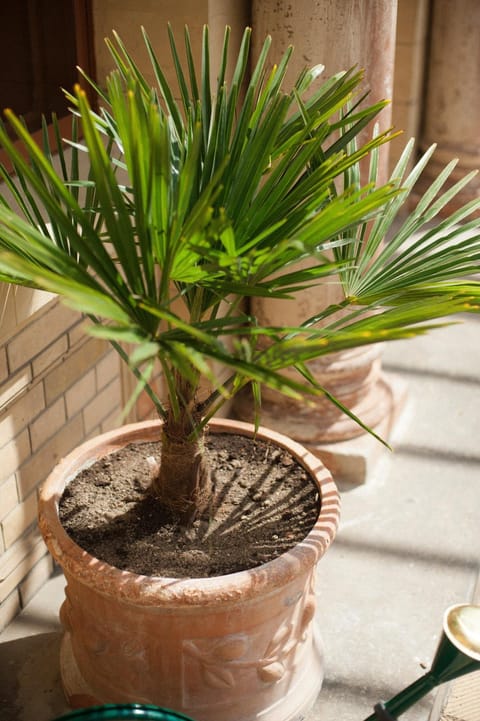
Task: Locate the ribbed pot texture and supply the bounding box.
[38,418,340,721]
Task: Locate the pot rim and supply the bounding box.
[38,418,340,607]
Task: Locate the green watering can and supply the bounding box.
[53,604,480,721]
[364,603,480,721]
[53,706,194,720]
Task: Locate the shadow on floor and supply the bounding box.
[0,632,69,721]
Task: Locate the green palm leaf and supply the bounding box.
[1,23,479,478]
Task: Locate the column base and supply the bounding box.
[233,371,408,486]
[304,373,408,485]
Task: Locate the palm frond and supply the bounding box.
[1,24,479,445]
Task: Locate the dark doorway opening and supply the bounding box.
[0,0,95,165]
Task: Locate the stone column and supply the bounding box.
[417,0,480,211]
[233,1,402,483]
[252,0,397,181]
[389,0,430,172]
[208,0,250,84]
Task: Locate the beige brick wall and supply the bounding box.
[0,296,124,632]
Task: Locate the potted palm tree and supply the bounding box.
[0,24,480,721]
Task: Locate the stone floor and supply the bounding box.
[1,316,479,721]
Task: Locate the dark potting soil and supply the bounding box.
[59,432,320,578]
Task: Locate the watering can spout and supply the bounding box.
[363,603,480,721]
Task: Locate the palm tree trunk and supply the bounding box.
[150,374,213,523]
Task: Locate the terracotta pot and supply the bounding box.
[38,418,340,721]
[234,345,393,443]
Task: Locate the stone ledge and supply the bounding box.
[306,373,409,485]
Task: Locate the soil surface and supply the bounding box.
[59,432,320,578]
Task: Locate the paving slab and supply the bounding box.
[0,632,66,721]
[308,451,479,721]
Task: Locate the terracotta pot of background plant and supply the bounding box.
[38,418,340,721]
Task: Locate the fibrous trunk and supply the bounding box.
[151,412,213,524]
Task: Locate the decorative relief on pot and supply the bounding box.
[182,586,317,707]
[59,584,74,632]
[183,634,249,691]
[299,598,316,641]
[62,591,149,695]
[120,638,147,664]
[59,599,72,632]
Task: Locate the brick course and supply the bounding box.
[0,347,7,384]
[0,530,46,603]
[7,302,77,373]
[1,489,38,549]
[16,415,85,500]
[19,554,54,607]
[0,477,19,524]
[0,589,20,632]
[0,297,124,631]
[43,336,107,405]
[83,376,122,435]
[65,370,96,419]
[0,430,31,486]
[0,367,32,410]
[29,397,66,453]
[0,382,45,442]
[32,335,69,378]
